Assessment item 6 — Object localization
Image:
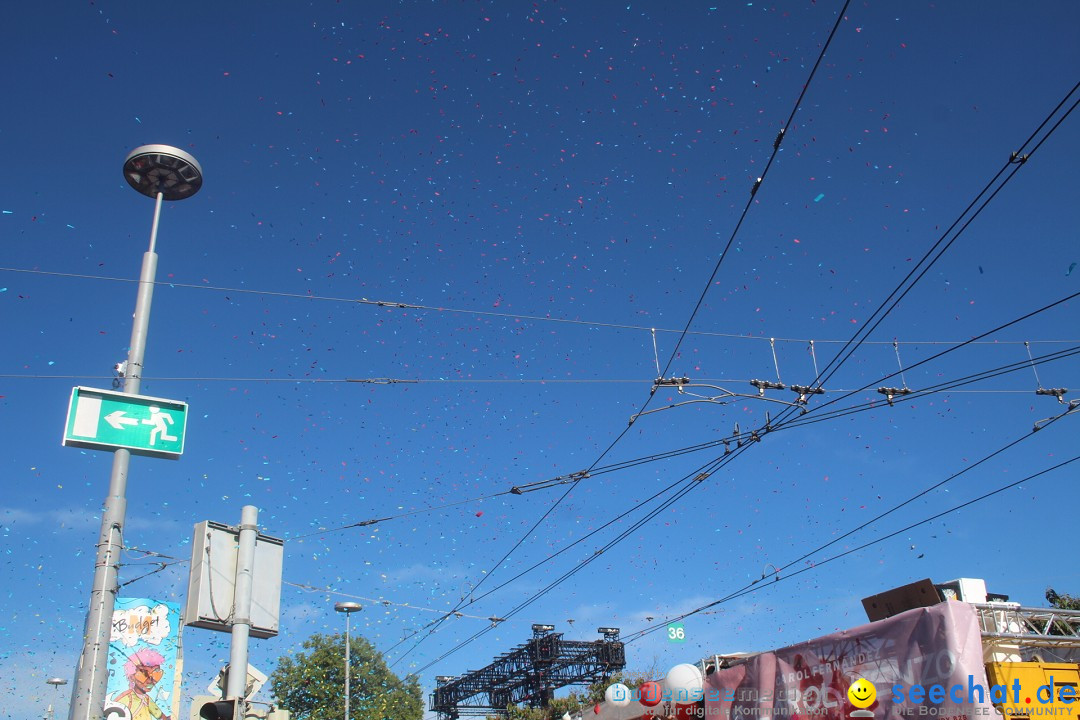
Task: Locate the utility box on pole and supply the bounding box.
[184,520,284,638]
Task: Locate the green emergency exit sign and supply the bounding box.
[63,386,188,458]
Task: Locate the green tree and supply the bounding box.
[271,632,423,720]
[1046,588,1080,611]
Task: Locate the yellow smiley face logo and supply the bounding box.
[848,678,876,709]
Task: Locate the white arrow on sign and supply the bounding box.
[104,410,139,430]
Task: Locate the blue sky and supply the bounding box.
[2,2,1078,719]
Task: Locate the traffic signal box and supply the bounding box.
[199,698,240,720]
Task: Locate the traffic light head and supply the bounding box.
[199,698,239,720]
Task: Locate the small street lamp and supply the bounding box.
[334,602,362,720]
[45,678,67,720]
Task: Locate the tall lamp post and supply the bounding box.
[68,145,202,720]
[46,678,67,720]
[334,602,362,720]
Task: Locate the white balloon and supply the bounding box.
[665,663,704,704]
[605,682,632,707]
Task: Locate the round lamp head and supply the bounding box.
[123,144,203,201]
[334,601,362,613]
[46,678,68,686]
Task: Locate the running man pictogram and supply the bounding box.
[142,406,177,446]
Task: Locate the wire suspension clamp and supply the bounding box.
[877,387,912,406]
[750,379,786,396]
[1035,387,1069,403]
[789,384,825,404]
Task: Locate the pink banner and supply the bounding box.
[703,601,995,720]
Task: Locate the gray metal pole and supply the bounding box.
[227,505,259,704]
[345,612,352,720]
[68,192,163,720]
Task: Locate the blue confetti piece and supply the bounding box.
[814,193,825,203]
[1068,262,1077,277]
[2,210,12,214]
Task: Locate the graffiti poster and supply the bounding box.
[103,597,182,720]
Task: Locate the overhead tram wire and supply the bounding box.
[113,11,1080,677]
[623,444,1080,645]
[394,317,1080,671]
[781,80,1080,419]
[508,342,1080,537]
[395,346,1079,675]
[255,430,754,545]
[326,341,1080,653]
[512,339,1079,490]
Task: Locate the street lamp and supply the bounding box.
[69,145,202,720]
[46,678,67,720]
[334,602,362,720]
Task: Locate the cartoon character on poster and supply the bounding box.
[105,598,181,720]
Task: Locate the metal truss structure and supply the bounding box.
[431,625,627,720]
[972,602,1080,649]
